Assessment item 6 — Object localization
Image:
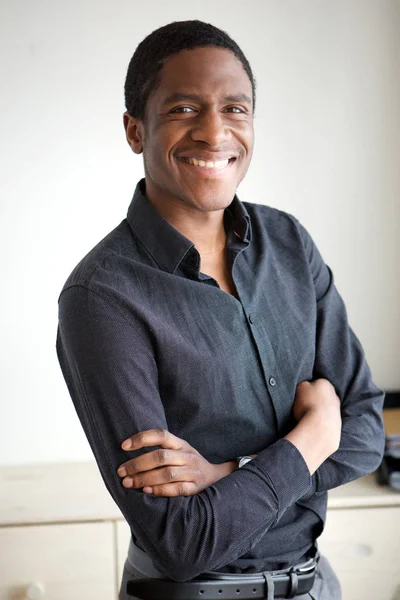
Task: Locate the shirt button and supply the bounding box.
[248,314,254,324]
[269,376,277,387]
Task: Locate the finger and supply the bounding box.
[122,466,197,489]
[121,429,185,452]
[117,448,195,477]
[143,482,199,497]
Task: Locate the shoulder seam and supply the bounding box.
[59,284,153,345]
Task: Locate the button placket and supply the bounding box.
[243,315,288,429]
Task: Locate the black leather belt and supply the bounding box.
[126,540,319,599]
[127,567,317,599]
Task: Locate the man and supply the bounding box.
[57,20,385,600]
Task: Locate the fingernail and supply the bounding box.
[143,487,153,494]
[123,477,134,488]
[122,440,132,450]
[118,467,126,477]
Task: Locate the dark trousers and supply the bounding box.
[119,554,342,600]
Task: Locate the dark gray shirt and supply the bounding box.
[57,179,385,582]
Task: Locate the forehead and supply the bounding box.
[151,47,253,105]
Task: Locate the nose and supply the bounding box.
[190,109,230,146]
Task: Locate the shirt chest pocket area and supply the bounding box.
[251,285,317,427]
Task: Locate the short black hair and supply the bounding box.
[124,20,256,120]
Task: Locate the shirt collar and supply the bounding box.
[127,179,251,274]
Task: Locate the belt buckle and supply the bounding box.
[295,553,319,574]
[296,562,316,574]
[281,558,317,599]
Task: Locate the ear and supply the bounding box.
[123,111,144,154]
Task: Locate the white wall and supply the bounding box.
[1,0,399,466]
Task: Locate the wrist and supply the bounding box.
[285,410,338,474]
[216,460,237,478]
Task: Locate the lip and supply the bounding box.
[175,152,238,161]
[175,156,236,178]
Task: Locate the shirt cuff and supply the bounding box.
[250,438,312,515]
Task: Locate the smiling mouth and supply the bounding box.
[176,156,236,170]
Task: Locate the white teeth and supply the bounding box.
[182,157,231,169]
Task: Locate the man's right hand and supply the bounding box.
[285,379,342,475]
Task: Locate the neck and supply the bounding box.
[145,187,228,256]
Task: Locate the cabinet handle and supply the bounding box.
[24,582,45,599]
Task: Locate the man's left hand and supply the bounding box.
[117,429,236,497]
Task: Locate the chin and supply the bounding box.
[182,185,237,212]
[189,195,234,212]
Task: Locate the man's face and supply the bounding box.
[125,46,254,213]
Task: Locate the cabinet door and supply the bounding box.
[0,522,116,600]
[318,507,400,600]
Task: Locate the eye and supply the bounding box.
[225,106,247,114]
[169,106,196,114]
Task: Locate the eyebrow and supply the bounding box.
[162,92,252,106]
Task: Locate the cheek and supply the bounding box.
[142,141,167,178]
[144,126,179,168]
[242,125,254,153]
[147,145,164,166]
[232,122,254,159]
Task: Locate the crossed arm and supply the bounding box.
[117,379,342,497]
